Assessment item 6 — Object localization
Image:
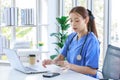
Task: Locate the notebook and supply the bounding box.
[3,48,48,74]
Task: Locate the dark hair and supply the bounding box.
[69,6,98,38]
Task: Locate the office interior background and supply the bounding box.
[0,0,120,70]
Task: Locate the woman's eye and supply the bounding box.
[70,20,79,23]
[75,20,79,22]
[70,20,72,22]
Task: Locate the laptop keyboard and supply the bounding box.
[24,67,37,71]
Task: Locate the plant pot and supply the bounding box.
[38,47,42,51]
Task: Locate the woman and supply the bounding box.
[42,6,100,78]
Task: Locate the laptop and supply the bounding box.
[3,48,48,74]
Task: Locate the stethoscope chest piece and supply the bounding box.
[77,55,82,60]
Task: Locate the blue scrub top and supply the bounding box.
[60,32,100,77]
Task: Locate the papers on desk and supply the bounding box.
[45,64,75,74]
[13,41,31,49]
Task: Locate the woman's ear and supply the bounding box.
[85,16,89,24]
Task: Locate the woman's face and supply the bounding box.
[69,12,87,33]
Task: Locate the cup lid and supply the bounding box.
[29,54,36,57]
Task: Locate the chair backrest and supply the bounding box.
[102,44,120,79]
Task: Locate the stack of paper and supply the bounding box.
[13,41,31,49]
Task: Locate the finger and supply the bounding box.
[43,64,46,68]
[42,59,52,68]
[42,62,47,68]
[61,67,67,70]
[42,60,47,68]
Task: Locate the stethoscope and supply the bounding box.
[67,33,88,61]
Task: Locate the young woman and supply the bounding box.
[42,6,100,78]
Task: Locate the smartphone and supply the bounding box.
[43,72,60,78]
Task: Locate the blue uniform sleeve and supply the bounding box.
[85,39,100,69]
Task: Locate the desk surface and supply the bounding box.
[0,64,98,80]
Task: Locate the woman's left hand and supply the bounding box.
[56,61,71,70]
[62,61,71,70]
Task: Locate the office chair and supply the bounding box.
[102,44,120,79]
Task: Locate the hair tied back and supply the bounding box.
[87,9,95,20]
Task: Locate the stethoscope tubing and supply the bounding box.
[67,33,88,60]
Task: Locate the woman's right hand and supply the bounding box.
[42,59,52,68]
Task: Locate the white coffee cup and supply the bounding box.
[29,54,36,65]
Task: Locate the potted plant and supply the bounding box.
[38,41,44,51]
[38,41,44,46]
[50,16,70,59]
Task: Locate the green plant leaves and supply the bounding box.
[53,42,64,48]
[56,16,70,31]
[56,16,68,24]
[50,16,70,54]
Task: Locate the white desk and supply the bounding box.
[0,64,98,80]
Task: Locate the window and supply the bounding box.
[110,0,120,47]
[0,0,12,39]
[0,0,12,61]
[93,0,104,69]
[15,0,37,48]
[0,0,42,61]
[64,0,72,16]
[77,0,87,7]
[0,0,37,49]
[64,0,87,16]
[0,0,49,61]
